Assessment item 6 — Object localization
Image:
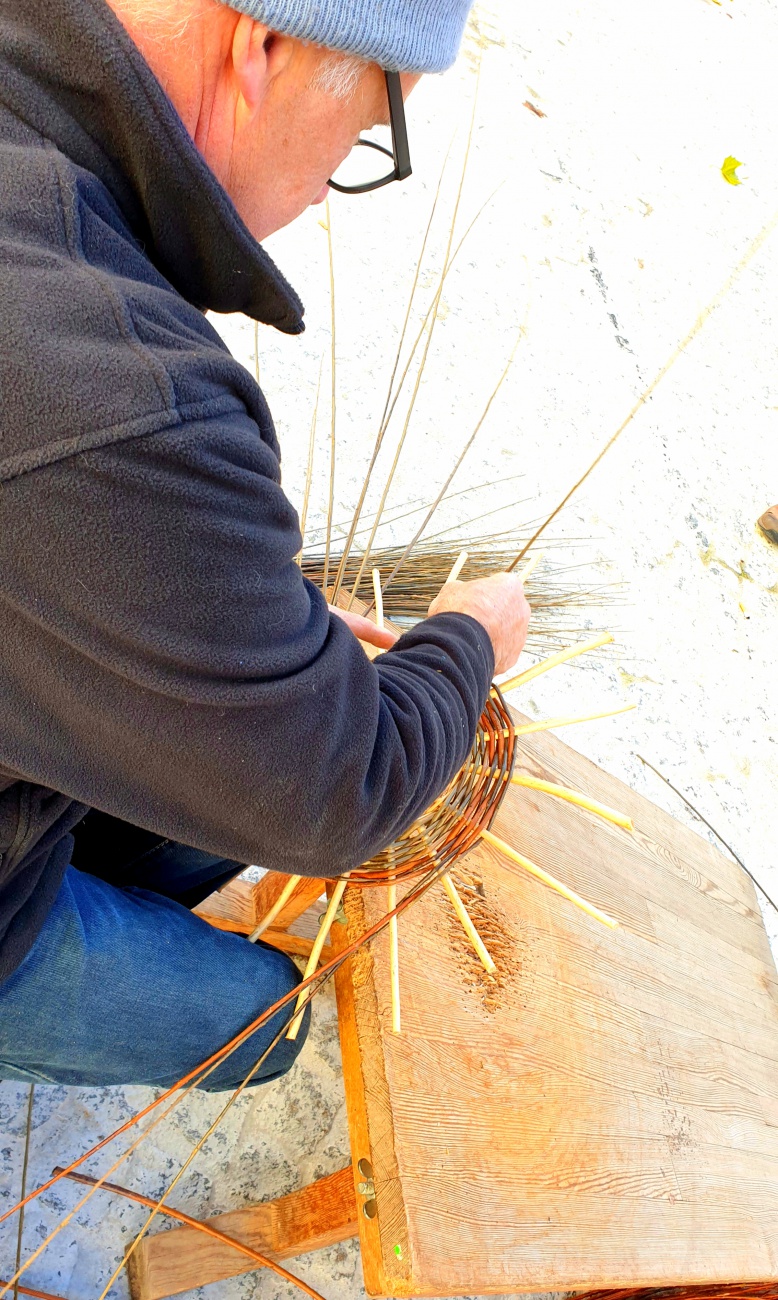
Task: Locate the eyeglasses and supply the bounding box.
[328,71,412,195]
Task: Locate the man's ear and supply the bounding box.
[231,15,275,112]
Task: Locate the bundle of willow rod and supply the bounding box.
[302,539,613,654]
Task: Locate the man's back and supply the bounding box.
[0,0,495,987]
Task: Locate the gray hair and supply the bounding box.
[308,51,367,100]
[111,0,203,43]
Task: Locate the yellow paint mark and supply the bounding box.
[699,546,754,582]
[618,667,659,688]
[721,156,743,185]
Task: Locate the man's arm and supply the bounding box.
[0,410,511,876]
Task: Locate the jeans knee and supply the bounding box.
[201,951,312,1092]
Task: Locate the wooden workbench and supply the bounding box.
[128,709,778,1299]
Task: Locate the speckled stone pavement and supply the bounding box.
[2,0,777,1296]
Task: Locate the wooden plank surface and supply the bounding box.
[126,1166,357,1300]
[332,707,778,1297]
[195,873,325,937]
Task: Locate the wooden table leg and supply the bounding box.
[126,1165,358,1300]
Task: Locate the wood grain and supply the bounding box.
[194,878,257,933]
[251,873,326,932]
[126,1167,357,1300]
[195,874,325,938]
[334,707,778,1296]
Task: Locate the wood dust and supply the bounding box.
[445,868,530,1014]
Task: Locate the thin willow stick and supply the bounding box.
[510,703,636,735]
[322,199,337,596]
[507,203,778,572]
[248,874,302,943]
[372,568,384,630]
[445,549,469,584]
[306,469,527,548]
[332,182,505,602]
[298,356,323,559]
[498,631,613,693]
[378,326,525,603]
[54,1166,325,1291]
[0,1050,235,1300]
[387,882,401,1033]
[287,877,349,1041]
[253,321,260,385]
[13,1086,34,1300]
[517,551,544,583]
[1,1283,63,1300]
[329,157,448,601]
[5,876,455,1299]
[512,774,633,830]
[98,988,329,1300]
[480,828,618,928]
[441,872,496,973]
[344,90,481,613]
[637,754,778,915]
[5,866,449,1244]
[2,884,431,1256]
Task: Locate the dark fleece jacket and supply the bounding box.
[0,0,494,983]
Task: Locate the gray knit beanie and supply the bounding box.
[224,1,475,73]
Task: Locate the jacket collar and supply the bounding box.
[0,0,305,331]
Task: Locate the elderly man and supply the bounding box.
[0,0,530,1091]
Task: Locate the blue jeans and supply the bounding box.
[0,812,310,1090]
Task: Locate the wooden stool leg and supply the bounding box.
[127,1166,358,1300]
[251,872,327,934]
[194,872,327,959]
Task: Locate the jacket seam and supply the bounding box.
[49,144,178,413]
[0,394,246,484]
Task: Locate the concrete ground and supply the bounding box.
[2,0,778,1296]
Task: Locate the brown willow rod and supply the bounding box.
[343,95,481,612]
[0,1284,66,1300]
[99,989,333,1300]
[0,978,332,1300]
[55,865,453,1282]
[507,203,778,571]
[0,866,444,1238]
[53,1168,327,1293]
[7,872,450,1300]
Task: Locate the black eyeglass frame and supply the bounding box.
[328,71,412,195]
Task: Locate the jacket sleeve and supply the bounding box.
[0,410,494,875]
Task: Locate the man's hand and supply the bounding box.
[427,573,531,675]
[329,604,399,650]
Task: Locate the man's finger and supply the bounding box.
[329,605,399,650]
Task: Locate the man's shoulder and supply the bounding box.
[0,134,261,484]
